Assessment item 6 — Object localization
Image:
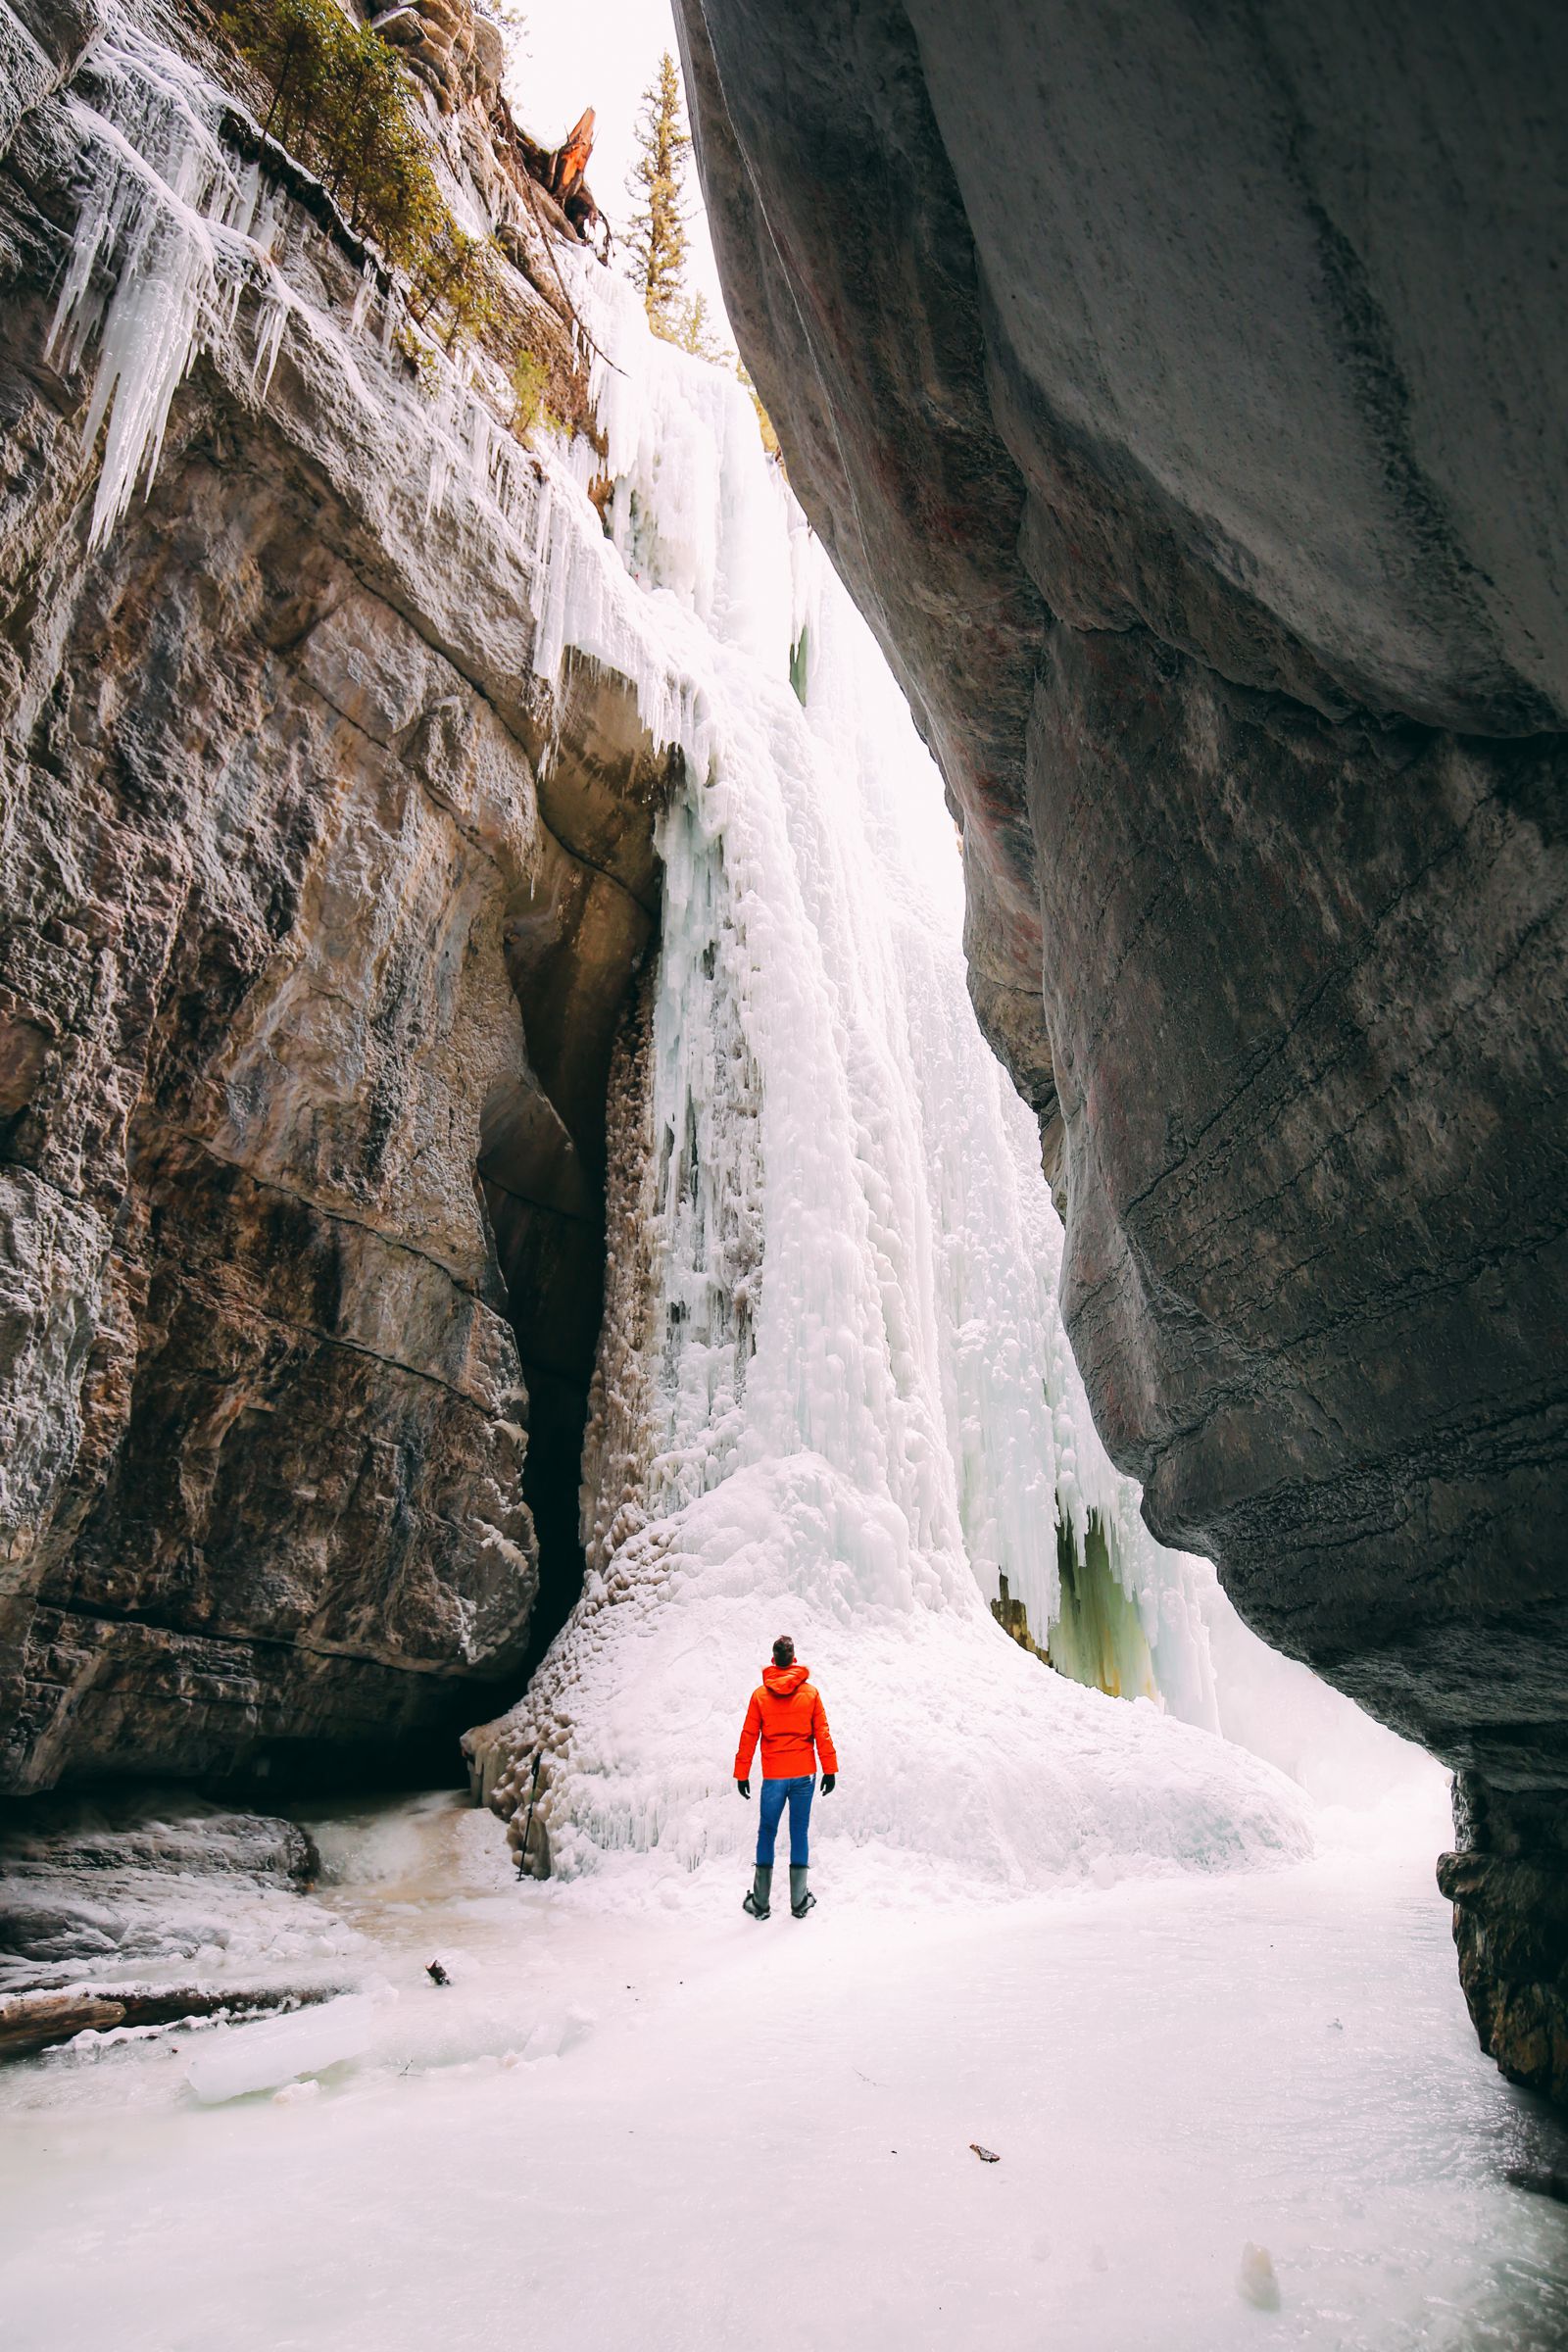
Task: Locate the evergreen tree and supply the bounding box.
[480,0,528,42]
[626,51,691,335]
[676,291,724,362]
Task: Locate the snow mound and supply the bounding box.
[474,1456,1307,1895]
[186,1994,374,2104]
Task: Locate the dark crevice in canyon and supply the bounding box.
[476,672,674,1690]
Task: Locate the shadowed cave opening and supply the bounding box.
[478,665,668,1703]
[478,1041,602,1689]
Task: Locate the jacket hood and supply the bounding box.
[761,1662,810,1695]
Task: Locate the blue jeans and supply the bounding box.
[756,1776,814,1867]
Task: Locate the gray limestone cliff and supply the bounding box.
[0,0,667,1792]
[674,0,1568,2098]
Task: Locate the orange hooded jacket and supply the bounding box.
[733,1662,838,1782]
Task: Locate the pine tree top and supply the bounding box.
[625,49,692,334]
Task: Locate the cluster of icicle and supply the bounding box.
[41,5,552,556]
[44,13,292,550]
[45,8,1308,1894]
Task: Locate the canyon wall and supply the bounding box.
[6,0,1566,2100]
[675,0,1568,2096]
[0,0,663,1792]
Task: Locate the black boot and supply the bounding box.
[790,1866,815,1918]
[743,1864,772,1919]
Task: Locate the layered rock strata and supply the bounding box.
[0,1784,323,1989]
[676,0,1568,2093]
[0,0,666,1791]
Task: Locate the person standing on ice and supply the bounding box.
[734,1636,837,1920]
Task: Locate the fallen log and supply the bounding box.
[0,1991,125,2054]
[0,1981,346,2061]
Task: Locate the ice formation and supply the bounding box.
[41,7,541,561]
[47,13,1314,1897]
[185,1993,374,2104]
[44,17,287,550]
[529,267,1236,1703]
[469,270,1313,1893]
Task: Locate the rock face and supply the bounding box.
[0,1784,324,1989]
[0,0,664,1791]
[675,0,1568,2093]
[1439,1777,1568,2109]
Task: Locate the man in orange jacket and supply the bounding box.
[733,1635,837,1920]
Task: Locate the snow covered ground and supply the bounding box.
[4,1780,1568,2352]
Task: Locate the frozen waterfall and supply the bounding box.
[470,270,1314,1891]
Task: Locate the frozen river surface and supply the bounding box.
[3,1791,1568,2351]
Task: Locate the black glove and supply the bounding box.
[820,1774,836,1794]
[736,1779,751,1798]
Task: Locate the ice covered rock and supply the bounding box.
[0,2,660,1797]
[0,1789,318,1886]
[0,1791,348,1993]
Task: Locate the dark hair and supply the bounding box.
[771,1635,795,1667]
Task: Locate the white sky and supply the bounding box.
[503,0,732,337]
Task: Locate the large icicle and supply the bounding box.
[44,21,279,549]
